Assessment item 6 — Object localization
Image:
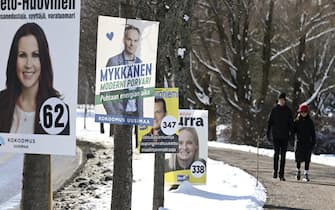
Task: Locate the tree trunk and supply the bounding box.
[152,153,165,210]
[152,1,194,209]
[111,125,133,210]
[100,123,104,134]
[292,33,306,112]
[111,1,135,209]
[21,154,52,210]
[206,104,217,141]
[109,124,114,136]
[259,0,274,105]
[230,110,256,146]
[231,111,243,144]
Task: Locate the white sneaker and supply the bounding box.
[302,173,310,182]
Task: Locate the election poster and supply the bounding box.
[137,88,179,153]
[0,0,80,155]
[95,16,159,126]
[165,109,208,185]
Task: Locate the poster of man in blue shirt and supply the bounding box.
[103,24,143,118]
[95,16,159,126]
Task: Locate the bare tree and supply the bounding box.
[192,0,265,145]
[79,0,133,209]
[152,1,195,208]
[270,0,335,113]
[191,0,335,146]
[109,2,135,209]
[79,0,119,104]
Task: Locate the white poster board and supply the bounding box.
[165,109,208,185]
[95,16,159,126]
[0,0,80,155]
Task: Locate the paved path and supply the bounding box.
[0,149,81,210]
[209,146,335,210]
[0,154,23,207]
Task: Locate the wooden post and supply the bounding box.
[152,153,165,210]
[111,1,135,209]
[21,154,52,210]
[111,125,133,210]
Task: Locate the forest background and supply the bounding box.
[78,0,335,148]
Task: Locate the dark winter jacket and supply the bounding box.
[294,114,316,162]
[267,104,294,141]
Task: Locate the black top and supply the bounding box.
[294,115,316,146]
[267,104,294,140]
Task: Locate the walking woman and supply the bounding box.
[294,104,316,181]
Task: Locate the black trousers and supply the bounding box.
[273,138,288,177]
[296,160,310,171]
[296,150,312,171]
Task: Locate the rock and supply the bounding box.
[75,177,88,182]
[78,182,88,188]
[87,186,98,191]
[86,152,95,159]
[104,175,113,181]
[102,168,112,174]
[53,146,114,208]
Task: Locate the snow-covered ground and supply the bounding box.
[1,107,334,210]
[76,108,266,210]
[74,108,335,210]
[209,141,335,167]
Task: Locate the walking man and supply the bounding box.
[267,92,294,181]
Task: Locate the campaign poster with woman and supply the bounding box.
[165,109,208,185]
[0,1,81,155]
[95,16,159,126]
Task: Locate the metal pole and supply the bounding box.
[256,137,260,187]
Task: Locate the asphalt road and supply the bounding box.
[0,153,23,206]
[209,146,335,210]
[0,148,81,210]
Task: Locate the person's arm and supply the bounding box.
[266,109,273,141]
[288,108,295,143]
[106,57,113,67]
[135,56,142,63]
[310,119,316,147]
[292,117,297,133]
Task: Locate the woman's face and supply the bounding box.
[16,34,41,91]
[301,112,308,117]
[177,129,198,162]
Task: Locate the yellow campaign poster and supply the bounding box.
[165,109,208,185]
[137,88,179,153]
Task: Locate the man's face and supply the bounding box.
[153,101,166,130]
[278,98,286,106]
[123,29,140,56]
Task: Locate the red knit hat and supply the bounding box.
[298,104,309,113]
